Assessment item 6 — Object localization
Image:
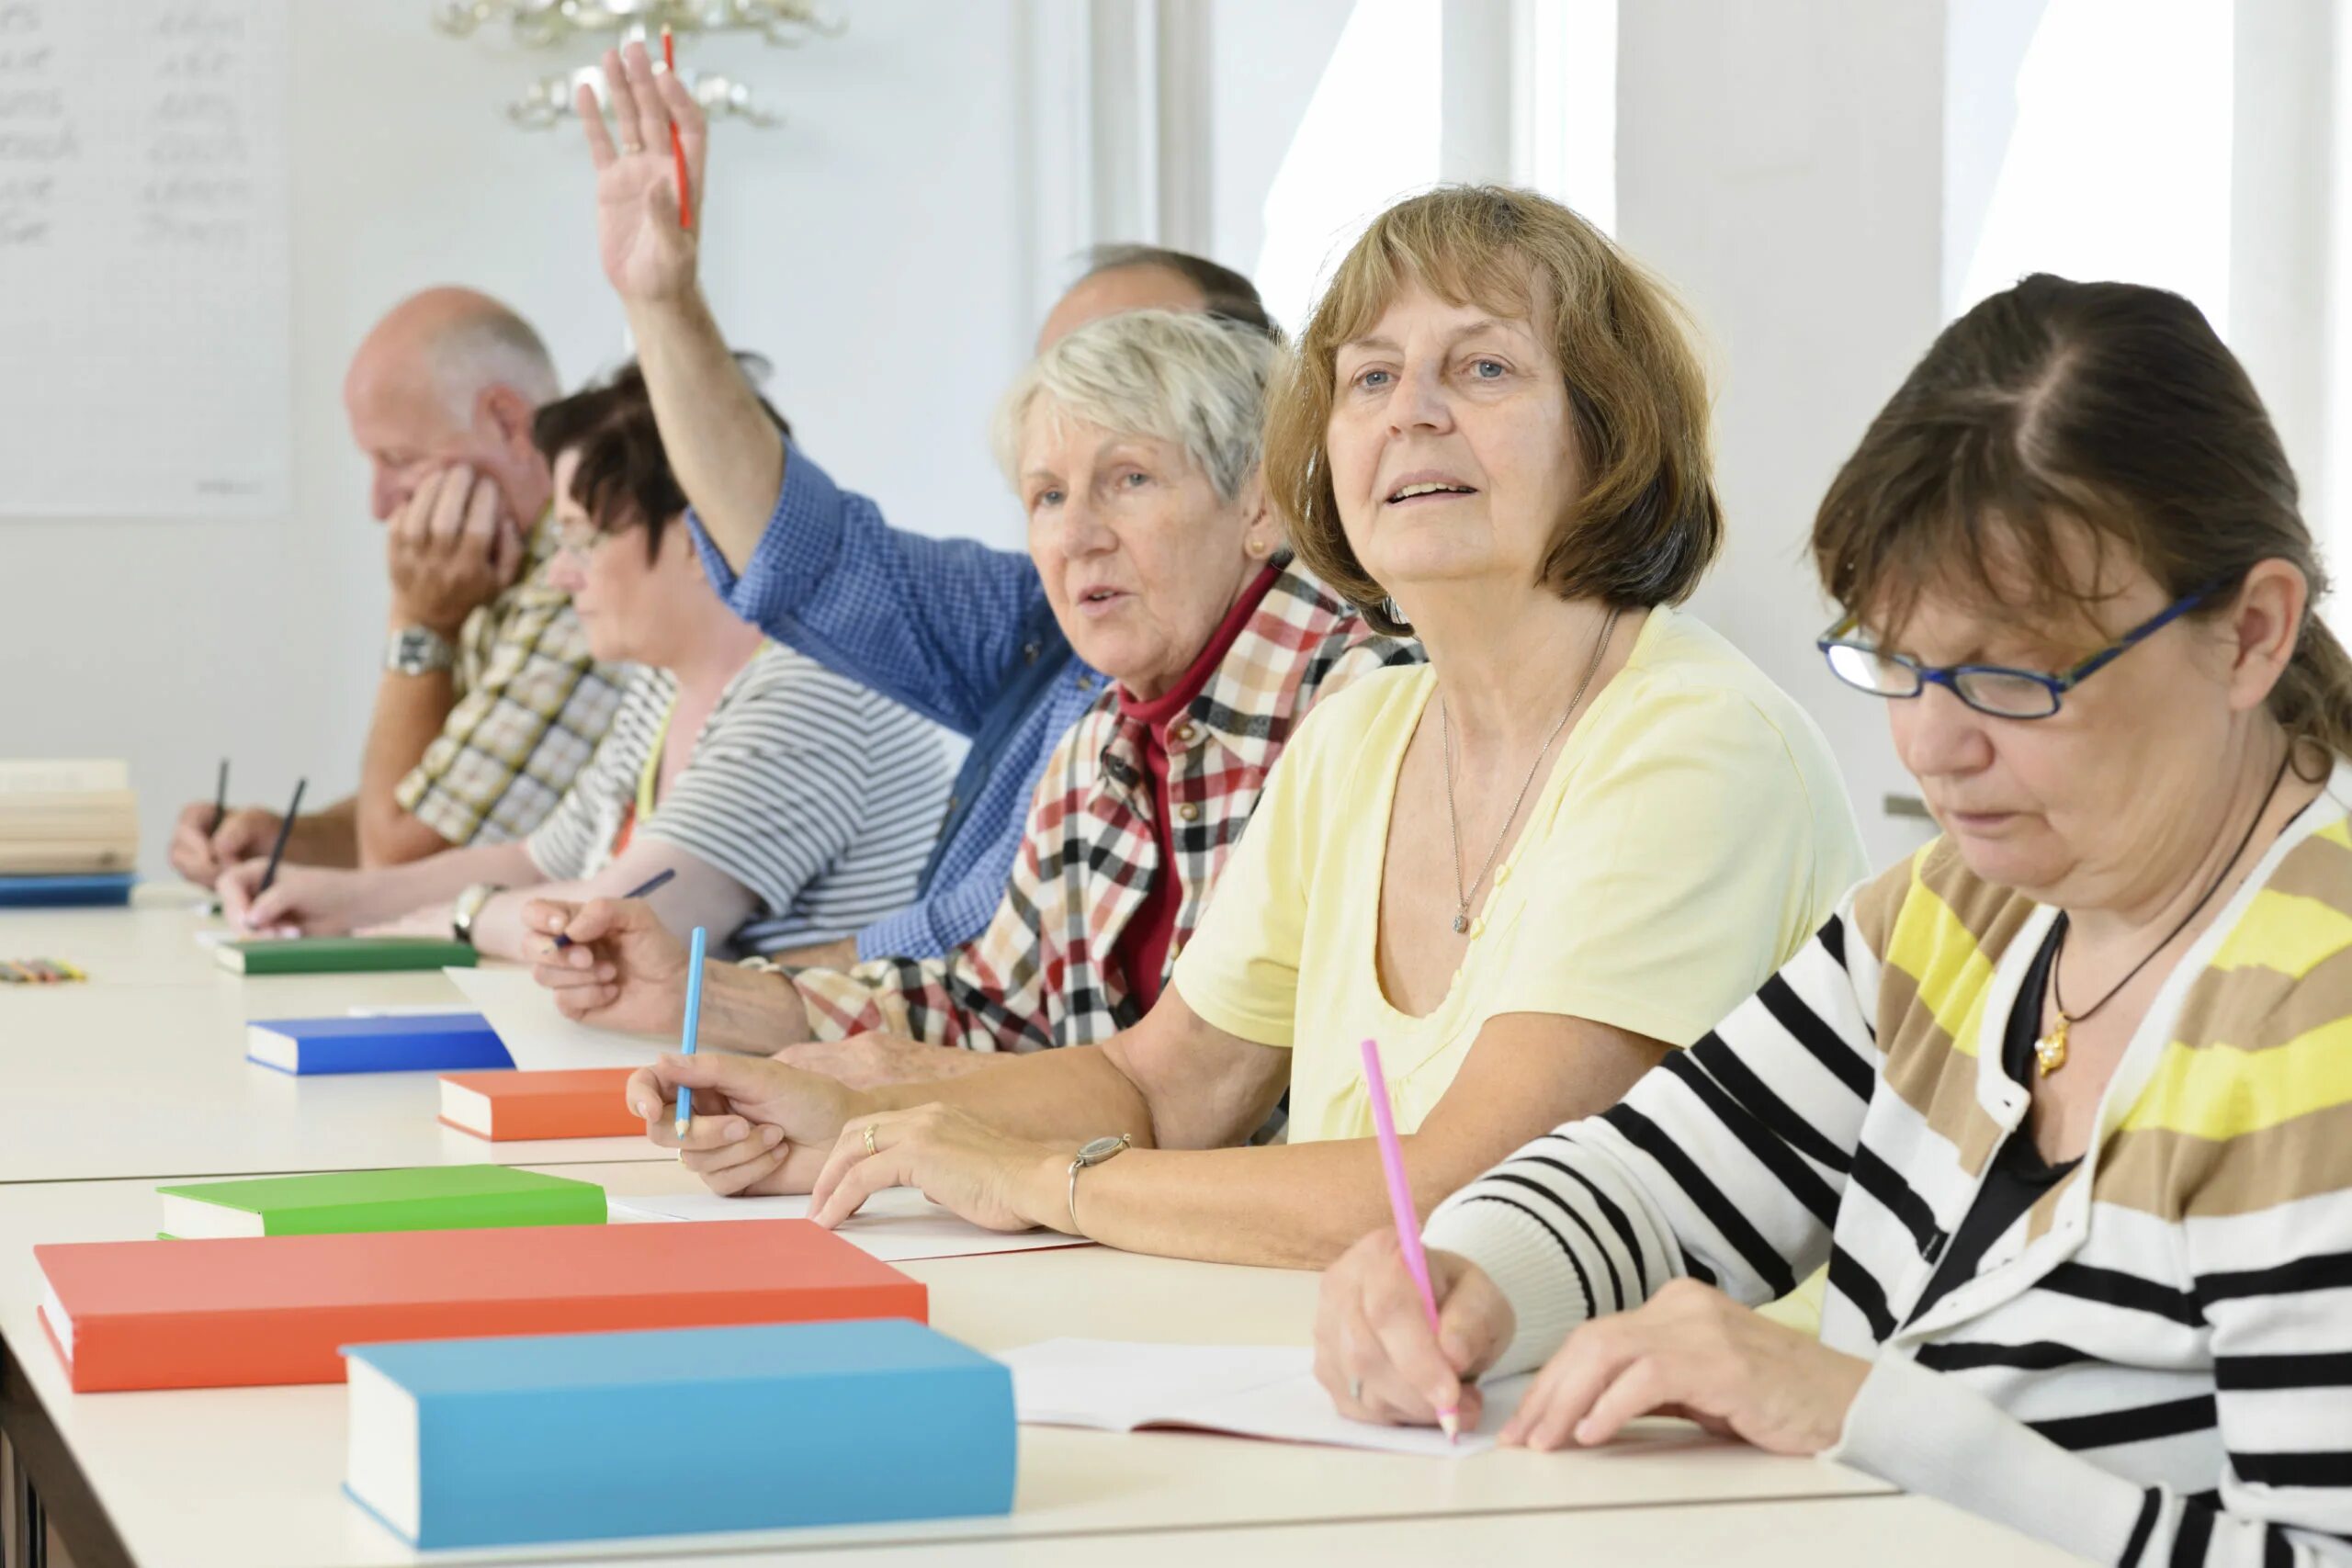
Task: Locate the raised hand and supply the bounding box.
[577,40,707,305]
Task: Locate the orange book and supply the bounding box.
[438,1068,640,1141]
[36,1220,925,1392]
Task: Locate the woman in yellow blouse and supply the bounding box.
[614,186,1868,1268]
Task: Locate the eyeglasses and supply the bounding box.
[555,523,608,558]
[1815,584,2216,720]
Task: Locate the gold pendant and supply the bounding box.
[2034,1014,2070,1077]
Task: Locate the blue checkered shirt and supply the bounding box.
[687,446,1104,961]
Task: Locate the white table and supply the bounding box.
[613,1495,2079,1567]
[0,1165,1905,1568]
[0,979,667,1183]
[0,886,293,989]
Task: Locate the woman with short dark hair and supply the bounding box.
[218,362,947,962]
[1317,273,2352,1564]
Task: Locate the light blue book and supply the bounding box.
[342,1319,1016,1549]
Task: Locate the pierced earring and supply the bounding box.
[1246,540,1269,558]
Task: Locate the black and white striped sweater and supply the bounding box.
[1426,762,2352,1565]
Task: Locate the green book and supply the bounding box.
[155,1166,607,1240]
[213,935,478,975]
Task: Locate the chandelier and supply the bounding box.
[430,2,844,129]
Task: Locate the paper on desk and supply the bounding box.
[444,966,670,1070]
[1000,1338,1532,1457]
[607,1187,1093,1263]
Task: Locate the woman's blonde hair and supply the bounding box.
[1262,185,1722,634]
[991,308,1282,504]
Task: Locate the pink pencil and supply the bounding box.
[1360,1037,1461,1441]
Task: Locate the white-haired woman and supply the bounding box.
[528,307,1418,1083]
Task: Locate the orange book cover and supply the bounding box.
[36,1219,927,1392]
[438,1068,640,1141]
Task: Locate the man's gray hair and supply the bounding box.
[991,309,1281,503]
[425,309,560,424]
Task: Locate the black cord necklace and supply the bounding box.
[2034,746,2296,1077]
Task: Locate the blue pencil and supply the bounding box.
[674,925,707,1139]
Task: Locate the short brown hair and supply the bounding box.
[531,356,790,560]
[1261,186,1722,634]
[1812,273,2352,764]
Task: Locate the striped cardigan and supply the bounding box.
[1426,760,2352,1565]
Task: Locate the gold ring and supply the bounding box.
[620,140,644,155]
[863,1123,878,1157]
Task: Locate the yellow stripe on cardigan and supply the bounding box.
[2317,818,2352,853]
[2207,888,2352,980]
[2120,1016,2352,1139]
[1884,860,1997,1058]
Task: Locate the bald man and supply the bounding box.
[571,41,1274,965]
[170,288,625,883]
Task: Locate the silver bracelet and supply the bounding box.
[1064,1134,1132,1236]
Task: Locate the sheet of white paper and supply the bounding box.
[345,1005,481,1019]
[1000,1338,1531,1457]
[607,1188,1093,1264]
[444,966,672,1070]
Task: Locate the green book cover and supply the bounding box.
[154,1166,607,1239]
[214,935,479,975]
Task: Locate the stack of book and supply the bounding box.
[0,760,139,897]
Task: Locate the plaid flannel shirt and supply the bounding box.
[394,513,627,845]
[779,560,1421,1052]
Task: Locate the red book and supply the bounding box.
[438,1068,640,1141]
[37,1220,925,1392]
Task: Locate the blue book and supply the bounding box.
[0,873,135,908]
[244,1013,513,1076]
[342,1319,1016,1549]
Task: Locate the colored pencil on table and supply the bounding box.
[211,758,230,836]
[254,777,305,901]
[674,925,707,1139]
[1360,1037,1462,1442]
[662,27,692,232]
[552,866,677,951]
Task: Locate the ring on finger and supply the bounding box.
[620,139,645,154]
[1349,1377,1363,1403]
[863,1123,878,1157]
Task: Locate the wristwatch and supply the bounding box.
[450,882,505,948]
[386,626,456,676]
[1066,1133,1132,1236]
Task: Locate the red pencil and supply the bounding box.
[662,28,692,232]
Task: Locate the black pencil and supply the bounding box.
[211,759,230,836]
[254,777,306,898]
[552,866,678,950]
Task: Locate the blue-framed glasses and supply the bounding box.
[1816,583,2218,719]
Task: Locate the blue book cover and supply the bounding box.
[244,1013,513,1076]
[0,873,135,908]
[342,1319,1017,1549]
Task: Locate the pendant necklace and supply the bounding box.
[2035,747,2293,1076]
[1442,607,1620,935]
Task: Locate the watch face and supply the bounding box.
[1077,1134,1127,1164]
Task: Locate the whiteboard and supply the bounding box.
[0,0,288,516]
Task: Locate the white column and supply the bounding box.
[1614,0,1949,865]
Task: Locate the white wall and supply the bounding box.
[1615,0,1949,869]
[2,2,1034,874]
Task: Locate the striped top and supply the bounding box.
[1425,758,2352,1565]
[526,642,946,958]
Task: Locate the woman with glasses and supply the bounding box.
[219,361,948,961]
[1313,274,2352,1564]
